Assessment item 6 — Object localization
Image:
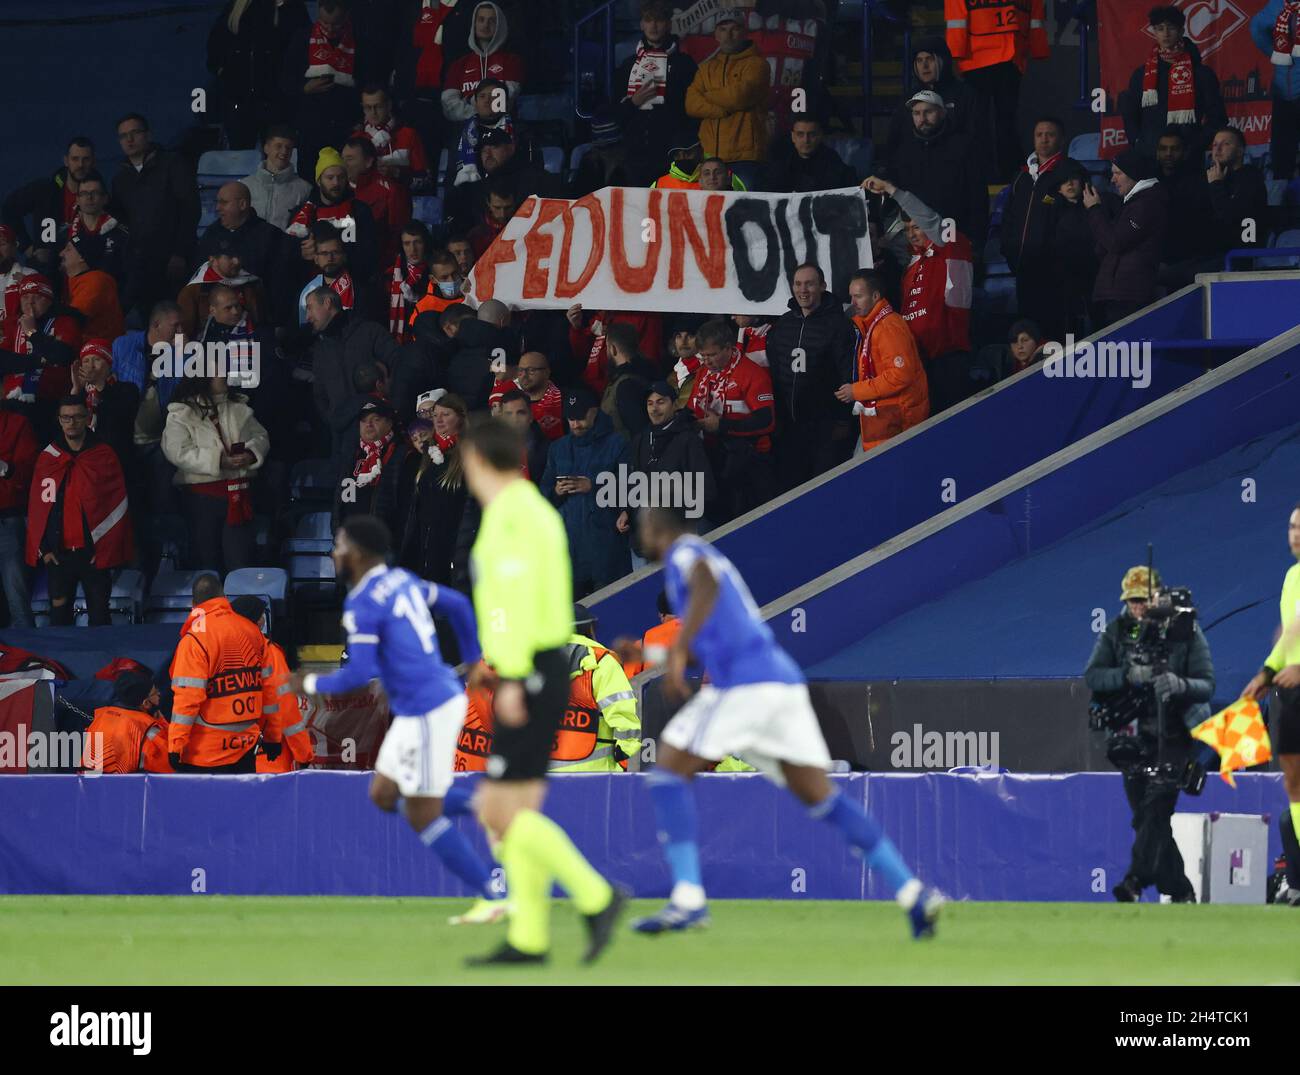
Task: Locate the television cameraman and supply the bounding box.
[1084,565,1215,903]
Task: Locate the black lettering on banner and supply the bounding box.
[810,194,869,299]
[724,198,781,303]
[774,196,819,283]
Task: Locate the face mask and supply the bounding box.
[437,280,460,298]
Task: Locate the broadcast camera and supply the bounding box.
[1088,561,1205,794]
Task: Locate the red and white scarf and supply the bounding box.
[388,256,426,342]
[354,431,394,486]
[306,18,356,86]
[1141,42,1196,124]
[627,37,676,104]
[286,198,357,239]
[83,375,116,429]
[1273,1,1300,65]
[69,213,119,240]
[737,322,769,367]
[853,300,895,383]
[323,271,355,311]
[187,262,258,288]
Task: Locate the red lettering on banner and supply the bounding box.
[522,200,567,300]
[667,192,726,290]
[609,187,661,294]
[475,197,536,300]
[555,193,606,299]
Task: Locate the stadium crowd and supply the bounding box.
[0,0,1295,765]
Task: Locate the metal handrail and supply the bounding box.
[1072,1,1093,111]
[573,0,618,121]
[861,0,911,120]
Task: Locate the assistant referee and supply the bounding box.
[459,416,626,965]
[1243,503,1300,905]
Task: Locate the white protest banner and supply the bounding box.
[463,185,871,317]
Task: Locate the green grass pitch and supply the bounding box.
[3,896,1297,985]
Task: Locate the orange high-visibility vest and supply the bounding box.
[453,644,616,770]
[945,0,1049,75]
[256,641,316,773]
[622,616,682,679]
[408,287,464,325]
[169,598,279,768]
[83,706,174,773]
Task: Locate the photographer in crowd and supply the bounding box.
[1084,564,1215,904]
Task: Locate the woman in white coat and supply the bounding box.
[162,374,270,573]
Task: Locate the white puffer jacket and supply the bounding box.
[162,392,270,486]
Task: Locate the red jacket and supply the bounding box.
[570,310,664,395]
[0,410,39,513]
[352,168,411,269]
[443,48,525,100]
[901,233,974,361]
[687,347,776,451]
[26,435,133,568]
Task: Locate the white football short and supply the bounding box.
[660,682,831,785]
[374,693,468,799]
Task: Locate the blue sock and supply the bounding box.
[419,816,499,900]
[812,789,915,897]
[441,779,477,818]
[647,769,703,890]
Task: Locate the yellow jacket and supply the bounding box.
[549,633,642,773]
[685,43,771,163]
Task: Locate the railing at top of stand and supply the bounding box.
[573,0,618,121]
[861,0,911,119]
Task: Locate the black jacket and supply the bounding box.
[111,147,200,266]
[437,318,515,411]
[765,142,856,195]
[883,37,983,164]
[310,311,403,448]
[3,168,76,250]
[1158,162,1216,263]
[399,451,468,586]
[612,35,700,187]
[601,355,656,442]
[1084,613,1215,740]
[1050,198,1099,334]
[1206,163,1268,256]
[85,381,141,471]
[629,410,716,532]
[1121,38,1226,157]
[1088,183,1169,305]
[765,293,855,424]
[335,435,412,538]
[199,210,295,324]
[207,0,309,105]
[443,142,563,237]
[883,122,988,246]
[1001,157,1068,271]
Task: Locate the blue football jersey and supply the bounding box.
[663,535,802,689]
[313,565,482,716]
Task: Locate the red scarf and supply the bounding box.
[69,213,118,239]
[388,257,426,342]
[414,0,458,90]
[1141,42,1196,124]
[83,375,116,429]
[434,431,458,454]
[853,300,895,383]
[190,410,255,525]
[354,431,394,485]
[26,440,133,568]
[1273,1,1300,65]
[326,271,355,311]
[286,196,357,239]
[306,18,356,86]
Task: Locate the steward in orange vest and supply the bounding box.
[82,670,174,774]
[230,596,316,773]
[168,576,279,773]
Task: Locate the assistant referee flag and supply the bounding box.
[470,477,572,678]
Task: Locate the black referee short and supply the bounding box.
[1273,685,1300,755]
[487,647,570,781]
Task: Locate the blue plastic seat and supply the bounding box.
[290,458,336,503]
[412,194,443,228]
[71,569,145,626]
[542,146,565,176]
[285,511,334,555]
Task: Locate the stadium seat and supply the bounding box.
[1067,132,1101,160]
[225,567,289,630]
[197,149,265,179]
[542,146,565,176]
[285,511,334,555]
[516,92,574,125]
[1252,228,1300,269]
[569,142,592,182]
[826,135,871,177]
[290,458,337,505]
[144,561,206,624]
[436,148,449,187]
[72,569,145,627]
[1267,179,1288,207]
[288,553,338,604]
[412,195,443,228]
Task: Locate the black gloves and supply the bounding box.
[262,739,283,762]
